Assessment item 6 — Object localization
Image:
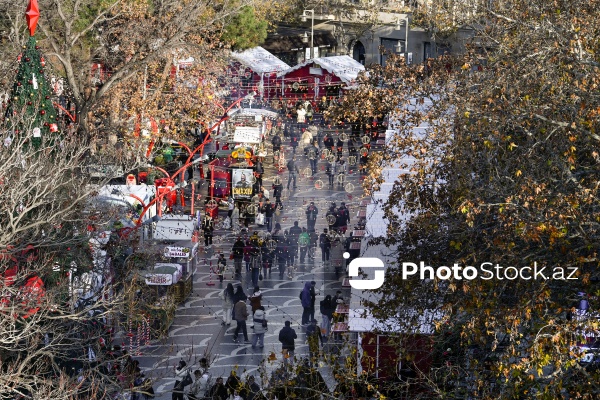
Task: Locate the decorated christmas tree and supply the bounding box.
[6,0,59,147]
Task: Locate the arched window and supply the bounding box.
[352,41,366,65]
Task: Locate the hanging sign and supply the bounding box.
[233,126,261,143]
[164,246,191,258]
[232,168,254,199]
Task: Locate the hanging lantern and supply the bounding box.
[49,123,58,132]
[41,57,46,67]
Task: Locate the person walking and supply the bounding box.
[337,202,350,234]
[326,158,335,187]
[272,180,283,210]
[216,253,227,282]
[272,222,284,242]
[336,136,344,159]
[221,283,235,326]
[335,157,346,188]
[232,284,248,304]
[275,239,287,279]
[262,199,275,233]
[286,157,300,190]
[201,214,213,248]
[305,202,318,233]
[278,320,297,363]
[288,221,302,264]
[227,196,235,221]
[251,306,267,349]
[300,282,312,325]
[319,229,331,265]
[271,134,282,164]
[306,319,323,362]
[309,280,317,322]
[255,159,264,188]
[249,241,261,288]
[290,128,300,155]
[306,140,319,176]
[323,132,334,154]
[232,237,245,275]
[298,227,310,265]
[233,298,250,343]
[249,286,262,315]
[320,294,335,337]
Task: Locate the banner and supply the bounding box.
[233,126,261,143]
[231,168,253,199]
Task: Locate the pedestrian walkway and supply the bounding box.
[126,129,367,399]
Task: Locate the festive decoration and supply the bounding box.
[7,24,60,147]
[25,0,40,36]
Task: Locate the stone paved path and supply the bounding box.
[124,129,366,399]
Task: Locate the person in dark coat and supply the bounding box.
[288,221,302,264]
[337,202,350,234]
[319,229,330,264]
[305,202,318,233]
[300,282,312,325]
[323,132,334,153]
[272,181,283,209]
[320,295,335,336]
[232,285,247,304]
[207,376,228,400]
[278,320,297,362]
[275,239,287,279]
[336,136,344,158]
[262,199,276,233]
[271,134,282,159]
[232,237,245,274]
[308,281,317,322]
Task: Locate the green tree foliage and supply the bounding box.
[328,0,600,398]
[221,5,267,51]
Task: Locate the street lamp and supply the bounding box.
[300,9,315,60]
[395,16,410,61]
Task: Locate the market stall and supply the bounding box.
[151,215,199,303]
[229,46,291,100]
[276,55,365,101]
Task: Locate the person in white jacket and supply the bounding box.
[251,306,267,348]
[299,128,314,153]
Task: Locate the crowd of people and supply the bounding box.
[160,103,388,400]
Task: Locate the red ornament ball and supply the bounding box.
[35,46,39,50]
[45,96,50,99]
[40,110,46,115]
[25,57,30,62]
[27,101,32,105]
[28,80,32,84]
[17,82,21,86]
[39,69,44,73]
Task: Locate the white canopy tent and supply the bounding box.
[276,55,365,85]
[231,47,291,99]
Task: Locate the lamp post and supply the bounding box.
[395,16,410,62]
[301,9,315,60]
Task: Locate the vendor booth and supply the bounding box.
[276,55,365,101]
[143,215,199,300]
[229,46,291,100]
